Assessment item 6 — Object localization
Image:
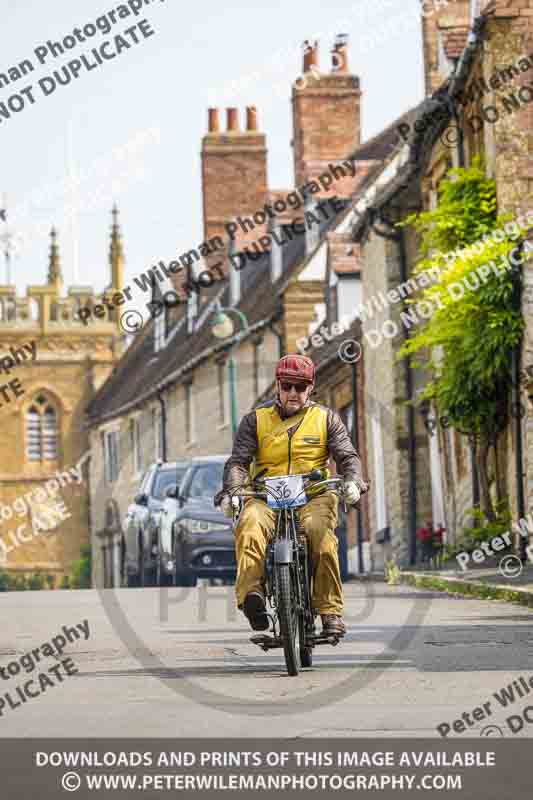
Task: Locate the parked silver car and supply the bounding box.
[123,460,190,586]
[157,455,233,586]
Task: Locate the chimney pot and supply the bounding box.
[302,40,312,73]
[246,106,258,131]
[227,107,239,131]
[208,108,220,133]
[309,40,319,70]
[332,33,349,73]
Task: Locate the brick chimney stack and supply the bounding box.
[292,34,361,193]
[201,105,268,257]
[421,0,471,95]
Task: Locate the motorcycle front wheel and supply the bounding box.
[276,563,299,676]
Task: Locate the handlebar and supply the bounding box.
[231,476,345,503]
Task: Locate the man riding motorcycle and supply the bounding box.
[215,354,369,637]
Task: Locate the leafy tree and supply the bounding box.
[444,502,512,559]
[12,574,28,591]
[0,571,11,591]
[398,157,525,520]
[69,544,92,589]
[27,572,45,591]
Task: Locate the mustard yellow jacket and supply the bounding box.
[217,400,367,499]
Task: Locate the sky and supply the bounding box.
[0,0,425,300]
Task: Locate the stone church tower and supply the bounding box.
[0,209,126,585]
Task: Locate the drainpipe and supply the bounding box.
[156,387,167,463]
[369,210,417,566]
[398,229,418,566]
[511,242,526,559]
[351,360,365,574]
[448,94,481,516]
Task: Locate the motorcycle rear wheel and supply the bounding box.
[299,554,313,667]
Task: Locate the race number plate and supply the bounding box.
[265,475,307,509]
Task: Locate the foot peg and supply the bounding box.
[250,634,270,645]
[250,633,282,650]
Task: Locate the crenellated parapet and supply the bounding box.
[0,209,126,335]
[0,285,122,332]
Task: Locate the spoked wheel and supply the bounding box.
[276,563,300,676]
[299,614,313,668]
[299,554,313,668]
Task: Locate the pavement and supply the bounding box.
[1,579,533,738]
[400,561,533,606]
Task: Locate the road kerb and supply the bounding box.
[399,571,533,608]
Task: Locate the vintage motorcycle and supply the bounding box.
[232,469,346,677]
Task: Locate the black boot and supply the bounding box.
[242,591,269,631]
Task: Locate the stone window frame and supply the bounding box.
[184,377,196,448]
[151,406,164,462]
[129,414,143,478]
[215,356,228,431]
[154,305,167,353]
[100,421,121,485]
[25,392,59,464]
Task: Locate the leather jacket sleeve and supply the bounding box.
[214,404,370,506]
[327,409,369,493]
[214,410,258,505]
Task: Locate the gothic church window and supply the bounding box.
[26,395,58,461]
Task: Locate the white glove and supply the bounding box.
[343,481,361,506]
[220,495,240,518]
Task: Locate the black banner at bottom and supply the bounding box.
[0,738,530,799]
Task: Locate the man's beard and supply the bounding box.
[275,393,310,418]
[282,402,301,417]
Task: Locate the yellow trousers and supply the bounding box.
[234,491,343,615]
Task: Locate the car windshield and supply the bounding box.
[188,463,224,499]
[152,468,187,500]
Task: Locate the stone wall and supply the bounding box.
[0,330,117,584]
[359,219,434,569]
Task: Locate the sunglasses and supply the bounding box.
[280,381,309,393]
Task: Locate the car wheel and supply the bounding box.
[138,535,147,587]
[175,571,197,587]
[127,570,140,588]
[156,556,173,586]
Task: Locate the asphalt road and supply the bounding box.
[1,581,532,738]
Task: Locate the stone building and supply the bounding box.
[0,211,125,584]
[345,0,533,568]
[417,0,533,547]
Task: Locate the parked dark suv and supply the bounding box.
[158,456,235,586]
[123,460,190,586]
